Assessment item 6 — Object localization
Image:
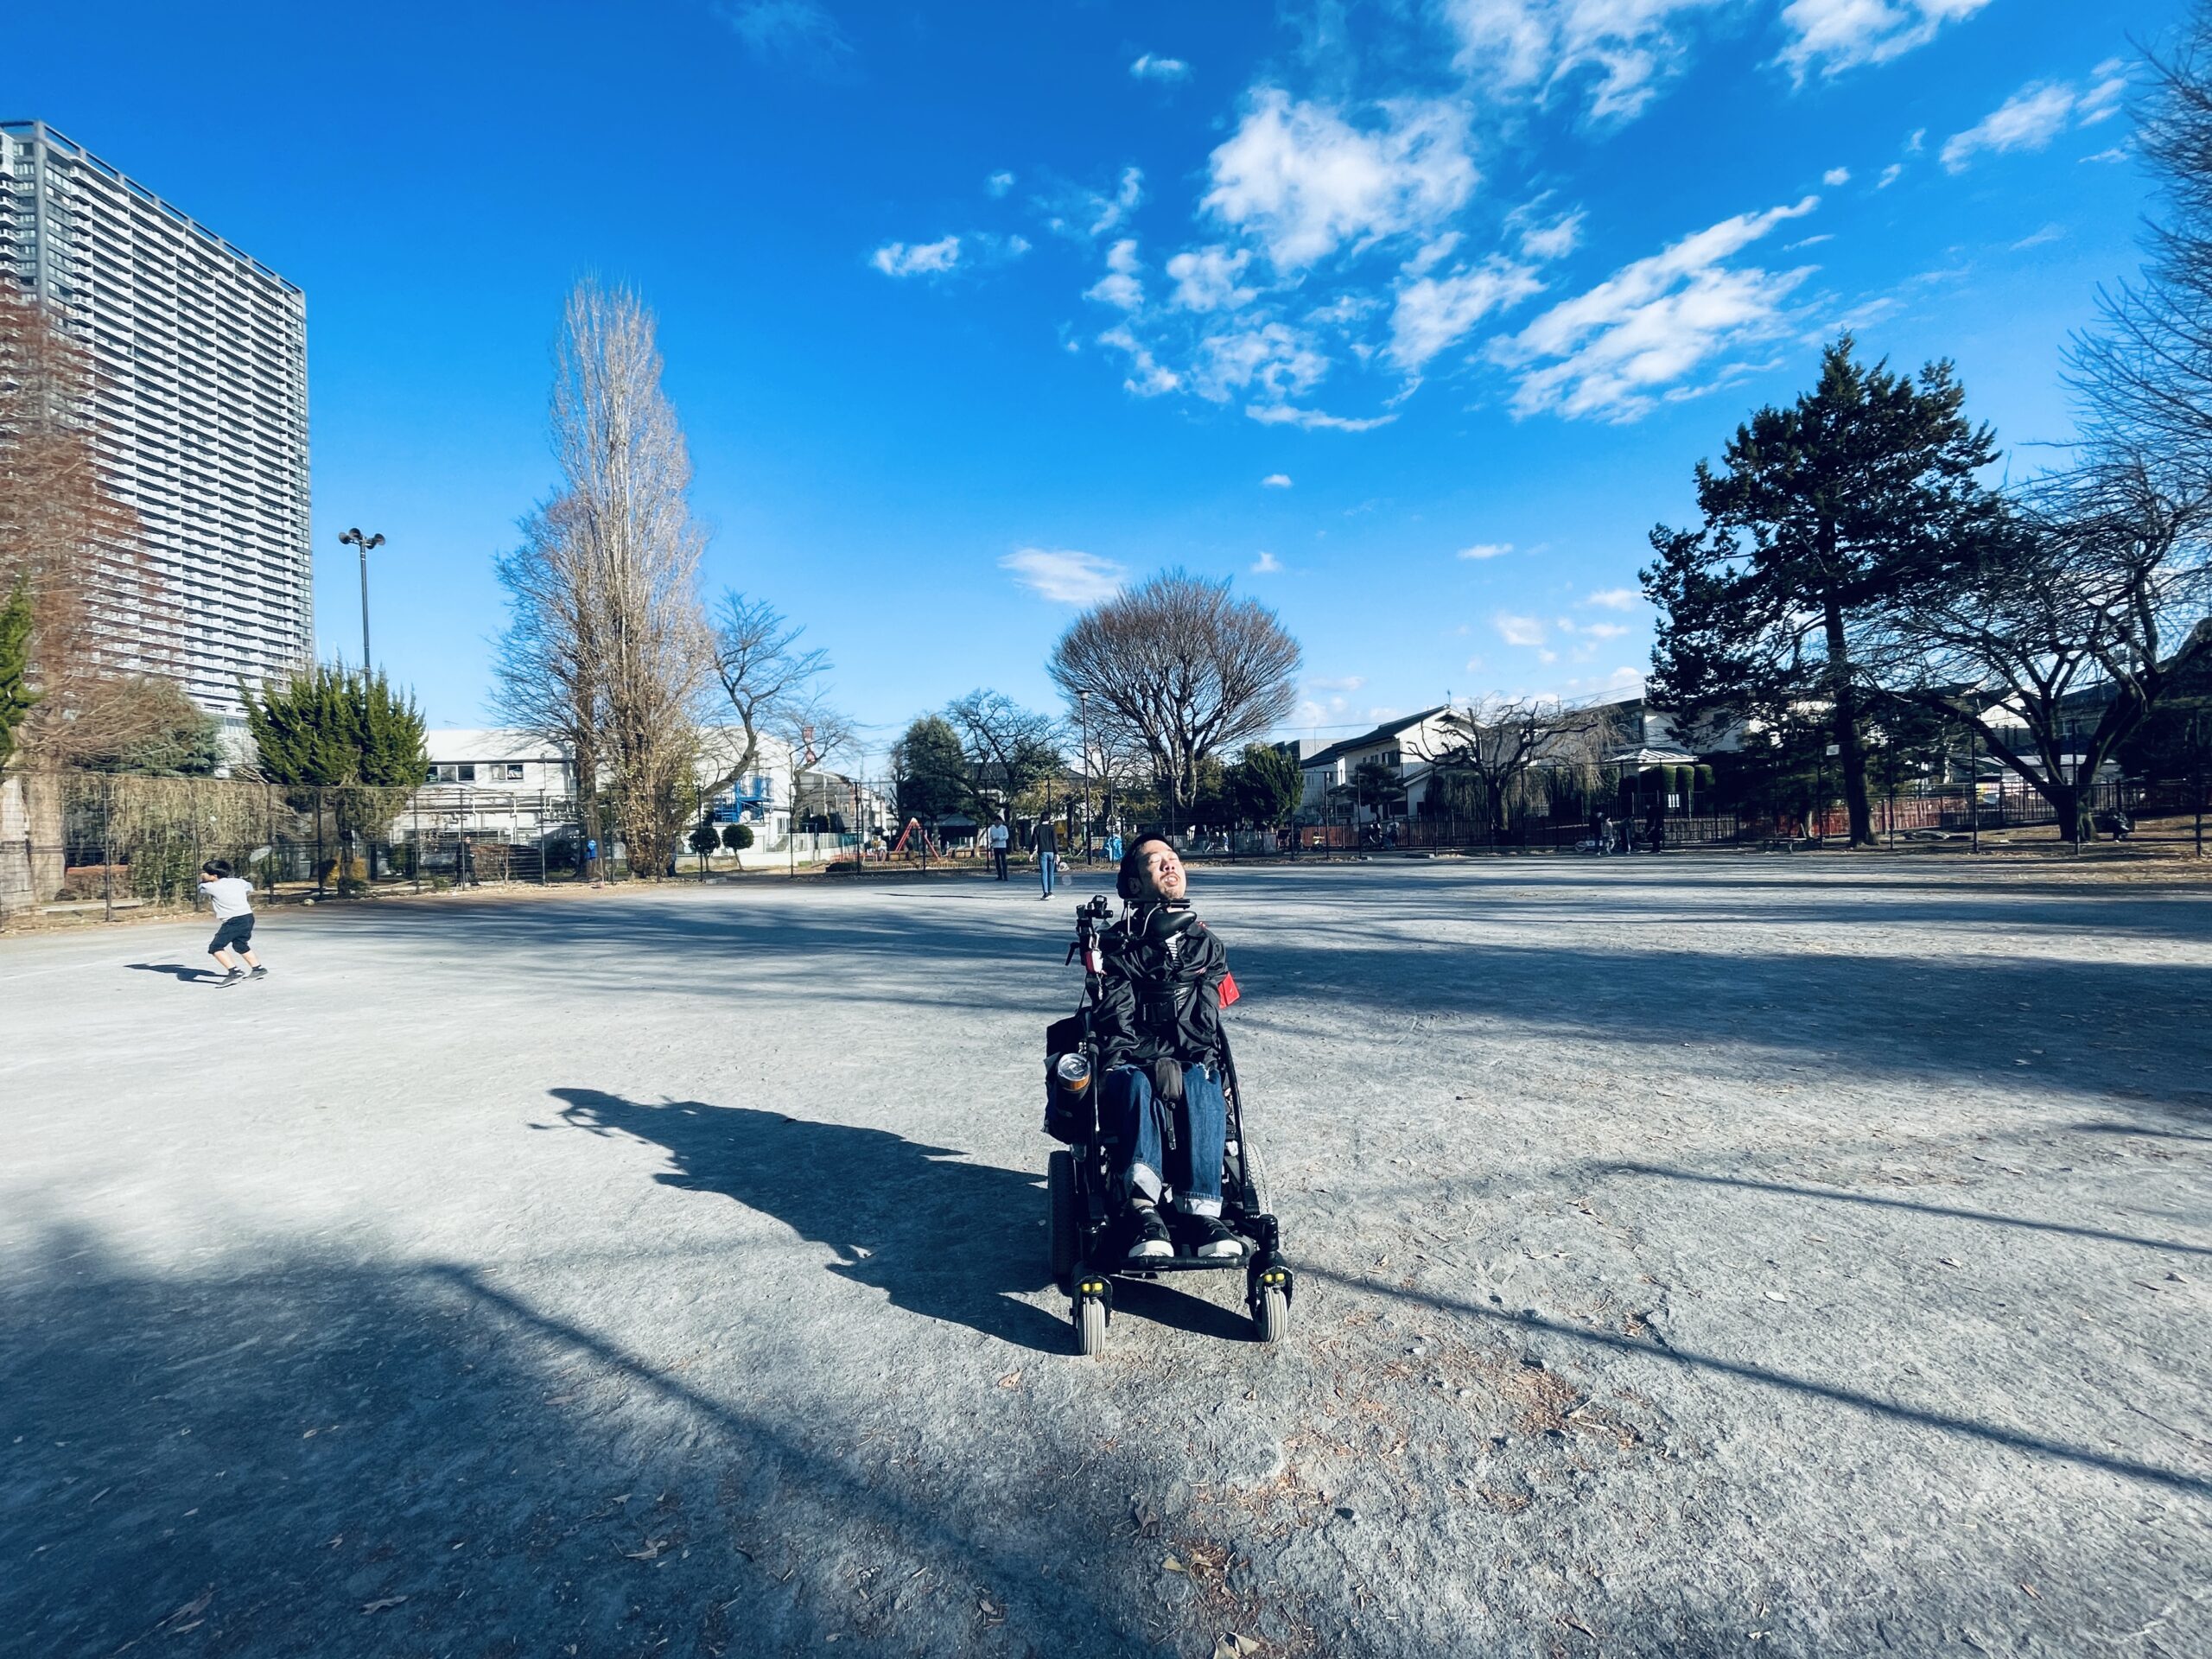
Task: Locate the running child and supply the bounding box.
[198,860,266,987]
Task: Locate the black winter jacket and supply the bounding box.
[1093,903,1230,1071]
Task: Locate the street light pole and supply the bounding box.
[1077,690,1091,862]
[338,528,385,670]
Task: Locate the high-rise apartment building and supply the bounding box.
[0,119,310,725]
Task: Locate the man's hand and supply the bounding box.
[1150,1056,1185,1105]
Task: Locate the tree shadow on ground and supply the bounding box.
[1590,1161,2212,1259]
[550,1087,1071,1353]
[0,1226,1169,1659]
[1300,1263,2212,1500]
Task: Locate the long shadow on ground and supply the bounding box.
[551,1087,1072,1353]
[0,1226,1185,1658]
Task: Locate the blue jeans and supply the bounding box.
[1039,850,1057,896]
[1103,1062,1226,1217]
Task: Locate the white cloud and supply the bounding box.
[1309,675,1366,692]
[870,235,962,277]
[1252,550,1284,574]
[1166,245,1258,313]
[719,0,854,72]
[1130,52,1191,82]
[1389,257,1546,372]
[1262,473,1294,488]
[1464,656,1484,672]
[1093,168,1144,236]
[1192,321,1330,405]
[1877,162,1904,188]
[1096,327,1180,396]
[2078,60,2129,125]
[1497,196,1819,421]
[1582,620,1630,639]
[2079,146,2127,165]
[2011,223,2065,251]
[1001,548,1126,605]
[1440,0,1733,124]
[1085,238,1146,310]
[1822,166,1852,187]
[1203,88,1477,270]
[1495,612,1548,647]
[1942,82,2077,173]
[987,170,1015,197]
[1247,404,1397,432]
[1458,542,1512,560]
[1582,587,1637,608]
[1777,0,1993,79]
[1516,208,1586,262]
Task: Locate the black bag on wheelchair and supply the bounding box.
[1043,1013,1094,1143]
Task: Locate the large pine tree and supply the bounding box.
[1643,336,2001,845]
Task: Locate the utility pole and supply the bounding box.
[338,528,385,669]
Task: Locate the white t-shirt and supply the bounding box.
[200,876,254,919]
[986,823,1008,849]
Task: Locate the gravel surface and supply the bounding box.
[3,857,2209,1658]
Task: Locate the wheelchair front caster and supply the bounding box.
[1249,1260,1292,1344]
[1072,1272,1112,1357]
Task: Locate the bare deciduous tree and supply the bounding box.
[944,689,1064,817]
[1882,455,2212,840]
[1413,697,1614,838]
[707,592,829,795]
[1047,570,1300,821]
[767,690,855,874]
[2069,8,2212,486]
[494,280,712,878]
[0,288,168,766]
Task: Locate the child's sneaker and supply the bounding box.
[215,969,245,988]
[248,966,269,980]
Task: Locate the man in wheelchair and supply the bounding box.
[1096,834,1246,1263]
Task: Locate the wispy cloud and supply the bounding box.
[1247,403,1396,432]
[1440,0,1733,124]
[870,235,962,277]
[1203,88,1476,270]
[1581,620,1630,639]
[868,232,1026,279]
[1096,327,1181,396]
[1251,550,1284,574]
[1582,587,1638,609]
[986,170,1015,198]
[1166,245,1257,313]
[1130,52,1191,82]
[1777,0,1993,80]
[1262,473,1294,488]
[1822,166,1852,187]
[1388,257,1545,372]
[1000,548,1126,604]
[2011,223,2065,251]
[1458,542,1512,560]
[1877,162,1904,188]
[1942,64,2128,174]
[1496,196,1819,421]
[1084,238,1146,310]
[716,0,855,74]
[1494,612,1548,647]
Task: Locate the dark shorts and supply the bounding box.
[208,914,255,954]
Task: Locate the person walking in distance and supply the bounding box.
[987,814,1010,881]
[198,861,266,987]
[1037,817,1058,899]
[585,835,601,887]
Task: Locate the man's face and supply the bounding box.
[1140,842,1186,902]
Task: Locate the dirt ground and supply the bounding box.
[3,856,2207,1657]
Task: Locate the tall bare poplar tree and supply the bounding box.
[495,280,711,877]
[0,288,166,764]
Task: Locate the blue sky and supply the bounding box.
[6,0,2187,759]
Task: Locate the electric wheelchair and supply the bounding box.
[1043,894,1294,1356]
